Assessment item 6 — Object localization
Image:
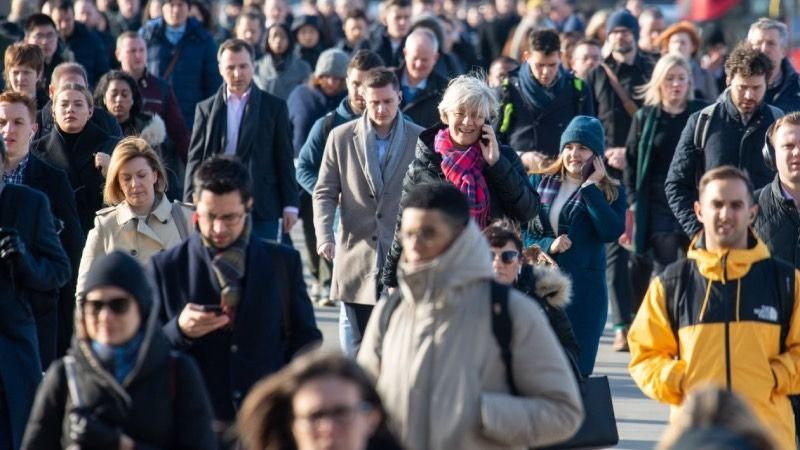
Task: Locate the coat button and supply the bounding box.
[372,236,377,241]
[130,249,138,256]
[230,344,238,353]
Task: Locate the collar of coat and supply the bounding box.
[687,230,770,282]
[116,193,172,226]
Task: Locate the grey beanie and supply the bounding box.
[314,49,349,78]
[82,251,152,317]
[560,116,605,156]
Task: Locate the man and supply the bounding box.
[107,0,143,36]
[149,155,322,426]
[263,0,291,28]
[570,38,601,81]
[586,8,654,351]
[140,0,222,130]
[116,32,189,181]
[336,9,370,55]
[46,0,109,87]
[667,43,783,238]
[314,68,423,354]
[370,0,412,68]
[23,13,73,91]
[3,43,47,109]
[184,39,298,243]
[233,9,266,58]
[0,136,71,450]
[487,56,519,87]
[549,0,583,33]
[747,18,800,114]
[357,182,582,449]
[34,62,122,141]
[477,0,519,68]
[637,7,664,60]
[496,29,594,169]
[395,28,447,128]
[296,49,384,306]
[0,90,83,366]
[629,166,800,450]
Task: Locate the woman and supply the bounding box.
[382,75,538,288]
[657,21,718,102]
[524,115,626,376]
[32,82,119,235]
[237,351,402,450]
[21,251,216,450]
[254,23,313,101]
[625,54,705,280]
[292,14,325,69]
[482,221,580,364]
[76,136,193,296]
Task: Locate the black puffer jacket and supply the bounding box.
[381,123,539,287]
[21,300,216,449]
[754,176,800,267]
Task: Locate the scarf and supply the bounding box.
[518,62,569,111]
[536,174,585,236]
[199,215,252,326]
[91,330,144,384]
[434,128,490,228]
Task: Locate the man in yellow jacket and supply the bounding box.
[628,165,800,449]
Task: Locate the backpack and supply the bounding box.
[321,111,337,142]
[692,102,785,150]
[498,76,585,135]
[376,281,521,394]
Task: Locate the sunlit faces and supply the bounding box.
[118,156,158,213]
[728,73,767,117]
[54,88,92,134]
[570,43,601,80]
[561,142,594,178]
[385,5,411,40]
[83,286,141,346]
[608,27,634,55]
[695,177,756,250]
[399,208,461,264]
[50,7,75,39]
[234,17,264,48]
[667,32,695,59]
[296,25,320,49]
[528,50,560,87]
[162,0,189,28]
[403,38,438,84]
[346,68,369,114]
[490,241,520,285]
[343,16,367,46]
[194,189,251,250]
[104,79,134,123]
[441,108,485,147]
[747,27,785,75]
[7,65,40,98]
[26,25,58,61]
[318,75,345,97]
[0,101,37,162]
[659,64,689,106]
[267,26,290,55]
[772,123,800,184]
[219,49,254,96]
[365,84,401,130]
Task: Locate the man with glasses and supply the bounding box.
[24,13,73,92]
[148,156,321,439]
[570,39,601,81]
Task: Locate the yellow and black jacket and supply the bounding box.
[628,232,800,450]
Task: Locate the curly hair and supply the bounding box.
[724,42,773,82]
[93,70,142,119]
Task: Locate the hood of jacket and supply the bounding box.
[336,96,360,121]
[138,113,166,147]
[686,230,771,282]
[398,220,495,305]
[530,265,572,307]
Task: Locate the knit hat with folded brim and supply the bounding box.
[82,251,153,318]
[314,49,349,79]
[606,9,639,41]
[560,116,605,156]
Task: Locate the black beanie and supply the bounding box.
[606,9,640,41]
[82,251,153,316]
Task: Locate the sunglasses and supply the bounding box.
[83,297,133,316]
[490,250,519,264]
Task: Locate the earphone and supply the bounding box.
[762,121,778,171]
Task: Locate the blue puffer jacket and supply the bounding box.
[140,17,222,130]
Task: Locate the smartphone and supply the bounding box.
[198,304,224,315]
[581,155,597,181]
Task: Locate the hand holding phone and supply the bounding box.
[581,155,597,181]
[197,304,224,315]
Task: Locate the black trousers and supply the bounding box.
[299,191,332,287]
[629,233,690,315]
[607,241,633,328]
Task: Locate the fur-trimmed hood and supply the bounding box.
[138,113,166,147]
[528,264,572,307]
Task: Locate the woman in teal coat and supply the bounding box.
[524,116,626,376]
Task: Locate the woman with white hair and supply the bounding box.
[381,74,538,288]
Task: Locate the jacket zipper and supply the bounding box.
[722,252,732,391]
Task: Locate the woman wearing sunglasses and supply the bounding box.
[483,221,580,365]
[22,251,216,449]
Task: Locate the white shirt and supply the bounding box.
[225,87,251,156]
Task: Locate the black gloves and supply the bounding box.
[0,228,30,276]
[68,409,121,450]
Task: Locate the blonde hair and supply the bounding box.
[635,54,694,107]
[437,74,499,123]
[53,82,93,109]
[103,137,168,206]
[537,156,620,203]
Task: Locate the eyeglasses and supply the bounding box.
[491,250,519,264]
[83,297,133,316]
[197,211,246,226]
[294,402,373,429]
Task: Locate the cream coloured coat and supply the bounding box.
[76,195,193,296]
[357,222,584,449]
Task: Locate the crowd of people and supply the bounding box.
[0,0,800,448]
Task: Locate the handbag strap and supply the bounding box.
[170,201,189,241]
[601,63,638,118]
[162,46,184,80]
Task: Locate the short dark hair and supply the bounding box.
[482,221,523,252]
[364,67,399,91]
[217,38,255,62]
[349,50,384,73]
[94,70,142,118]
[345,9,368,23]
[383,0,411,9]
[698,165,755,205]
[724,42,773,82]
[236,7,266,30]
[529,29,560,55]
[25,13,57,34]
[575,38,601,49]
[193,156,253,205]
[402,183,469,228]
[48,0,75,12]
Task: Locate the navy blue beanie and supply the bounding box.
[606,9,639,41]
[560,116,605,156]
[83,251,153,317]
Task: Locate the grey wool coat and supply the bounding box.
[313,114,423,304]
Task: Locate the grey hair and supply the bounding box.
[404,27,439,54]
[437,74,499,122]
[635,53,694,107]
[749,17,788,49]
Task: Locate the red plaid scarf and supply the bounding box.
[434,128,491,228]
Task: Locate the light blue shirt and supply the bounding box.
[376,134,390,167]
[165,23,187,46]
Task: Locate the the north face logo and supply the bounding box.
[754,305,778,322]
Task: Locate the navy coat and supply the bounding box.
[0,184,71,449]
[63,22,110,87]
[148,233,322,420]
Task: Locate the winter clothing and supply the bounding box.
[63,21,110,87]
[37,102,123,142]
[314,113,422,305]
[292,15,324,68]
[381,123,539,287]
[606,9,639,40]
[395,67,449,129]
[358,222,583,449]
[76,195,193,297]
[369,30,405,69]
[287,83,346,154]
[477,14,520,69]
[766,58,800,114]
[21,252,216,450]
[119,112,182,201]
[314,48,348,78]
[254,52,312,101]
[665,91,783,237]
[435,128,491,227]
[628,232,800,450]
[136,70,190,166]
[754,176,800,267]
[559,115,605,156]
[524,173,627,375]
[140,17,223,130]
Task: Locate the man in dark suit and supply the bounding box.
[150,156,321,430]
[0,91,83,365]
[395,28,448,128]
[184,38,299,243]
[0,138,71,450]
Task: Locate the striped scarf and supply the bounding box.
[200,215,252,326]
[434,128,491,228]
[537,174,585,236]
